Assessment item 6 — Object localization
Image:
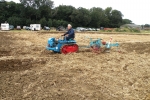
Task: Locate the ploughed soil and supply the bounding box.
[0,31,150,100]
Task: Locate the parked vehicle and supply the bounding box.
[23,26,26,29]
[76,27,85,31]
[100,27,104,30]
[96,28,100,31]
[88,28,92,31]
[1,23,10,31]
[92,28,96,31]
[85,28,89,31]
[44,26,50,31]
[16,26,21,30]
[25,26,31,30]
[30,24,41,31]
[9,25,14,30]
[57,26,66,31]
[81,28,85,31]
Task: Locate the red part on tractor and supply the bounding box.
[61,44,79,54]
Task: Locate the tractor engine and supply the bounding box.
[47,38,55,47]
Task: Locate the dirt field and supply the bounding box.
[0,31,150,100]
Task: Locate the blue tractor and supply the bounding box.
[46,37,79,54]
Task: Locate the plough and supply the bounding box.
[80,37,119,53]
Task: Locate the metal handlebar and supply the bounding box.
[60,35,66,40]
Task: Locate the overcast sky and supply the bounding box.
[5,0,150,25]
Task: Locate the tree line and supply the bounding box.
[0,0,133,28]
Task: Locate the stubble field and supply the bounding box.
[0,31,150,100]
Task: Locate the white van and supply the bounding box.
[30,24,41,31]
[1,23,10,31]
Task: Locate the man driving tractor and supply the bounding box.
[62,24,75,40]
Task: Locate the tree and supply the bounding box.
[104,7,123,27]
[20,0,53,8]
[39,5,52,20]
[37,0,53,8]
[39,17,47,27]
[0,1,7,23]
[53,5,75,22]
[47,19,52,27]
[52,19,68,27]
[0,0,5,2]
[104,7,112,19]
[26,19,33,26]
[104,7,112,27]
[1,1,132,28]
[144,24,150,27]
[111,10,123,27]
[70,7,91,27]
[122,19,132,24]
[89,7,105,27]
[7,16,21,27]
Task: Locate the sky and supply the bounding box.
[5,0,150,25]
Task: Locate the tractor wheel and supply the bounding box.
[61,44,78,54]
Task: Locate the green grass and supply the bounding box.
[140,30,150,33]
